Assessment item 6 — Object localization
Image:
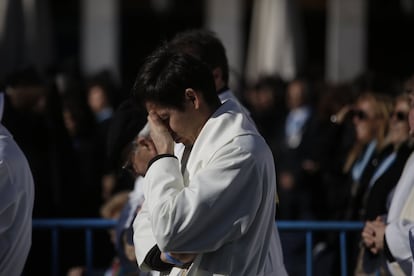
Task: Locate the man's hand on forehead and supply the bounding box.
[148,110,175,155]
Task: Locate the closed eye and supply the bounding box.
[159,115,169,126]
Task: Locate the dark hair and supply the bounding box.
[105,98,147,171]
[5,66,45,88]
[169,29,229,84]
[254,75,286,94]
[132,44,218,110]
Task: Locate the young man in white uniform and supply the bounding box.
[132,46,287,275]
[0,93,35,275]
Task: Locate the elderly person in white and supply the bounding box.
[0,93,35,275]
[132,46,287,276]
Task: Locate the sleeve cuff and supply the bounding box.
[144,245,174,272]
[384,234,396,262]
[148,154,177,169]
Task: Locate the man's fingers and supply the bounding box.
[147,111,162,130]
[363,223,376,234]
[370,247,379,254]
[361,234,375,247]
[361,231,374,239]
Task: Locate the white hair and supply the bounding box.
[138,122,150,138]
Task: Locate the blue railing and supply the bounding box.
[33,219,364,276]
[277,221,364,276]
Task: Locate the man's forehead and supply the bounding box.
[145,102,160,111]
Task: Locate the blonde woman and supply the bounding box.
[359,94,413,221]
[343,93,393,184]
[357,93,414,275]
[338,92,393,274]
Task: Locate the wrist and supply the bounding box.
[147,154,177,170]
[159,145,174,155]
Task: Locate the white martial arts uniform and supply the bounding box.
[133,99,287,276]
[385,152,414,274]
[0,93,35,275]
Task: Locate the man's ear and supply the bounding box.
[138,137,148,147]
[185,88,200,109]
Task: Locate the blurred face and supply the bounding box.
[133,137,155,176]
[6,85,47,112]
[145,101,200,146]
[352,99,378,143]
[62,109,77,136]
[88,85,107,113]
[388,99,410,144]
[248,88,275,112]
[286,81,305,109]
[123,136,156,177]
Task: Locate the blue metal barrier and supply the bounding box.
[33,219,364,276]
[277,221,364,276]
[33,219,117,276]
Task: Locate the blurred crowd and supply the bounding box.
[243,73,414,275]
[2,59,414,275]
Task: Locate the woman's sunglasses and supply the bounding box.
[352,109,370,121]
[391,111,408,122]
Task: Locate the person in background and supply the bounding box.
[0,92,35,275]
[86,71,116,126]
[111,122,160,276]
[275,78,316,221]
[67,99,149,276]
[61,95,102,217]
[132,44,287,275]
[273,78,317,276]
[354,92,413,275]
[2,67,70,218]
[243,74,286,152]
[358,93,413,223]
[168,28,252,119]
[2,67,77,275]
[304,83,357,275]
[102,99,152,276]
[361,77,414,275]
[344,93,394,221]
[304,83,356,222]
[340,92,393,274]
[85,71,118,200]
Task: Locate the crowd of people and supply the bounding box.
[1,28,414,276]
